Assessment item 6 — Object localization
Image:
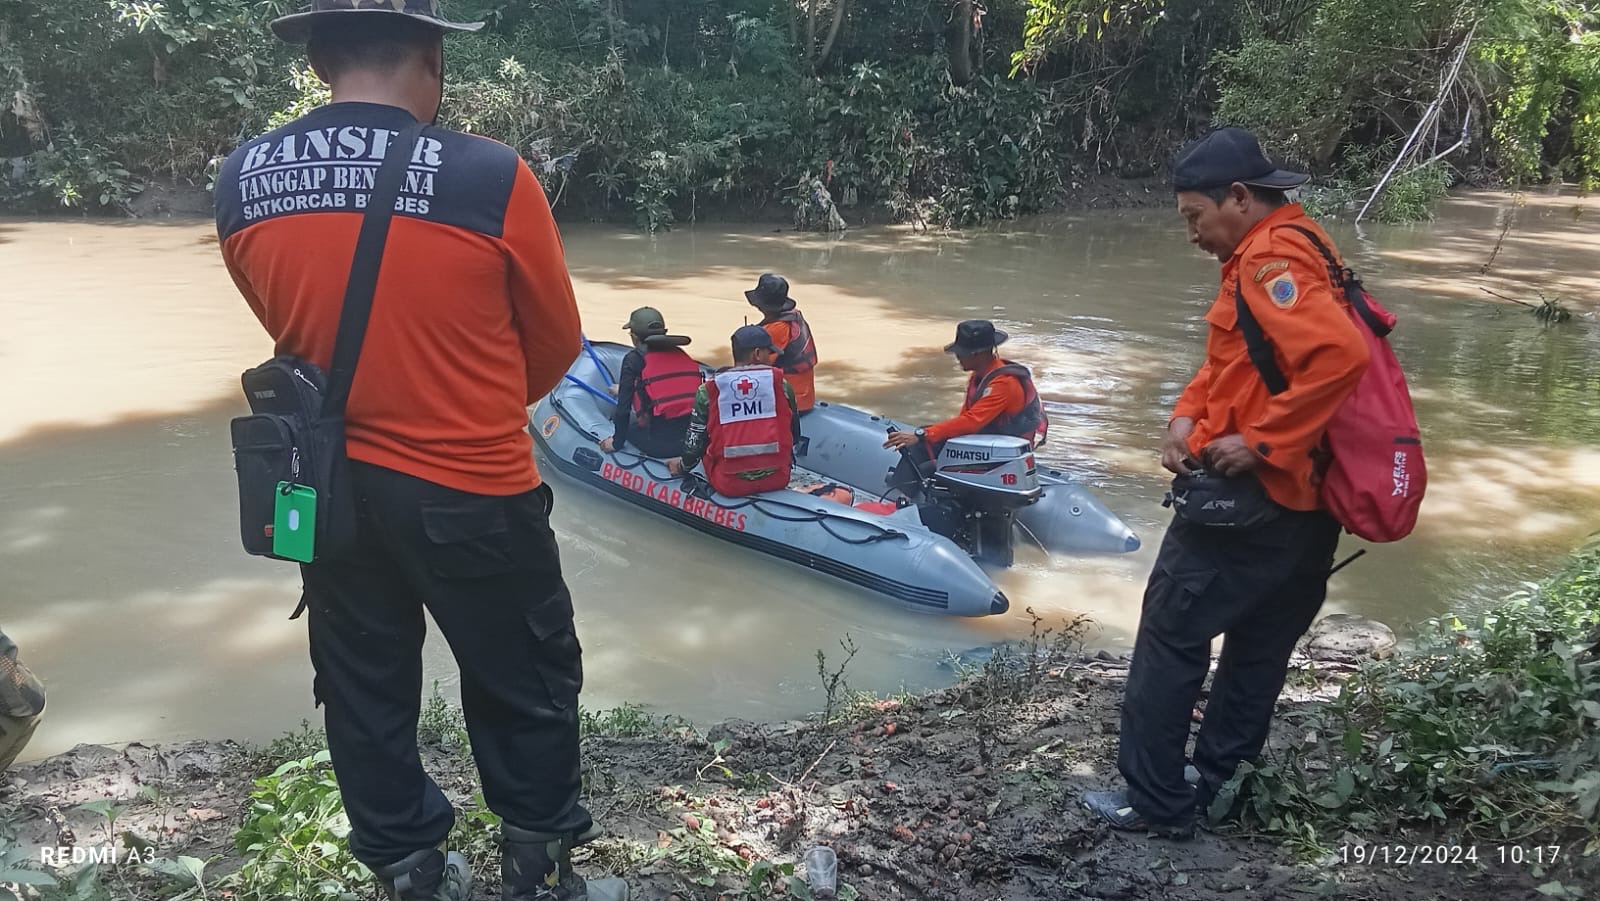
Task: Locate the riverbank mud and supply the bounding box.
[2,650,1565,900]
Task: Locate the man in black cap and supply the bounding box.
[744,273,819,413]
[1081,127,1368,838]
[668,326,800,496]
[884,320,1048,451]
[214,4,626,900]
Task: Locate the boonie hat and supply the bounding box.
[731,325,779,354]
[945,320,1008,355]
[623,306,668,336]
[1171,127,1309,193]
[271,0,485,44]
[744,273,796,312]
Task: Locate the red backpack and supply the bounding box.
[1234,225,1425,543]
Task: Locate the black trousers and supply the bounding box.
[301,461,591,868]
[627,414,690,459]
[1118,508,1340,825]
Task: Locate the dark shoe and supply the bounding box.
[501,824,629,901]
[375,847,473,901]
[1080,789,1195,840]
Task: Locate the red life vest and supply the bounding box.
[705,366,795,497]
[768,309,818,374]
[631,347,701,424]
[965,361,1049,446]
[1235,225,1425,542]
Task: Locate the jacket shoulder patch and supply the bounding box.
[1266,274,1299,309]
[1253,260,1291,283]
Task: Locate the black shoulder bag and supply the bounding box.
[229,121,424,564]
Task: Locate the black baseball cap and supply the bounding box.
[731,325,778,353]
[1171,127,1309,193]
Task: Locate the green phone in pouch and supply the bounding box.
[273,482,318,563]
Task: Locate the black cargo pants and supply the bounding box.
[1118,508,1340,826]
[300,461,592,868]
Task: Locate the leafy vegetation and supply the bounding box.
[245,717,327,772]
[1020,0,1600,220]
[207,704,838,899]
[1298,146,1457,222]
[2,0,1593,224]
[1225,544,1600,866]
[228,750,370,901]
[7,560,1600,897]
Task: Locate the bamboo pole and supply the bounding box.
[1356,24,1477,224]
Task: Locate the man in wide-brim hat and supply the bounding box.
[213,4,628,900]
[883,319,1049,451]
[742,273,820,413]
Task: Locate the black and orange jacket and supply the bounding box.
[761,309,817,412]
[1173,203,1370,510]
[216,102,582,496]
[924,357,1029,444]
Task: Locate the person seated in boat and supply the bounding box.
[883,319,1049,453]
[600,306,701,458]
[667,325,800,497]
[744,273,818,414]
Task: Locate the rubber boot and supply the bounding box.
[374,846,474,901]
[501,824,629,901]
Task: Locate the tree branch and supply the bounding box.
[806,0,818,63]
[816,0,850,71]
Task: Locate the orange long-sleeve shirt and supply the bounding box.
[1173,204,1370,510]
[216,102,581,495]
[924,358,1026,444]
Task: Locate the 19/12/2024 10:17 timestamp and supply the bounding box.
[1339,844,1562,866]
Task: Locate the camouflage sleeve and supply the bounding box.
[679,384,712,470]
[784,381,800,446]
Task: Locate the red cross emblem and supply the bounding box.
[735,377,755,396]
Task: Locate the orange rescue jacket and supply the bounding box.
[1173,204,1370,510]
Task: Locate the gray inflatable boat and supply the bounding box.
[530,341,1140,617]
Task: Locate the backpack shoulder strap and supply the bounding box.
[1279,222,1391,337]
[323,121,425,418]
[1234,280,1290,396]
[1280,223,1338,270]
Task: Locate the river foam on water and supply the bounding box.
[2,189,1597,760]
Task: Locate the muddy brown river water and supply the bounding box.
[2,190,1597,761]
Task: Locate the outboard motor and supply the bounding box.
[893,435,1042,566]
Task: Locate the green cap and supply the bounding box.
[623,306,668,336]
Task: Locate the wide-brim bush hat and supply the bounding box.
[945,320,1008,355]
[744,273,797,313]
